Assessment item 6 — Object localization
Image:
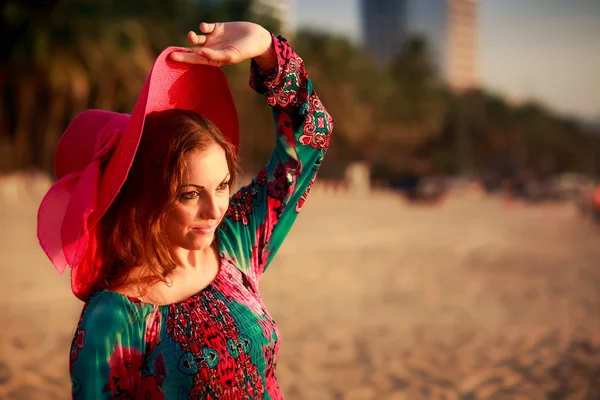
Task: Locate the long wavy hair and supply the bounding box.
[98,109,238,295]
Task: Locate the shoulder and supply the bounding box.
[78,291,148,343]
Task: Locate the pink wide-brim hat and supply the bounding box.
[37,47,239,302]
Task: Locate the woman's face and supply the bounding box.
[164,143,230,253]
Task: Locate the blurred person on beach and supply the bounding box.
[594,183,600,222]
[36,21,333,398]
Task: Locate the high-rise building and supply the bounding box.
[446,0,478,91]
[361,0,409,65]
[361,0,479,91]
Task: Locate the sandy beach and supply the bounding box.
[1,177,599,399]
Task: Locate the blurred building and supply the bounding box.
[251,0,293,35]
[446,0,478,91]
[361,0,409,65]
[361,0,479,91]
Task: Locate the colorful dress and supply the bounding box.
[69,35,333,399]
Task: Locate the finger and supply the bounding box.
[187,31,207,46]
[187,31,197,45]
[194,48,233,64]
[169,51,212,65]
[199,22,215,34]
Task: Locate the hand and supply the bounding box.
[169,22,277,69]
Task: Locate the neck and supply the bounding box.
[169,240,219,271]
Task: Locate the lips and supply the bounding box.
[192,226,216,235]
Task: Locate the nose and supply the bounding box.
[198,193,221,221]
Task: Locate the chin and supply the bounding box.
[188,235,216,251]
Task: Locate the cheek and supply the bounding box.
[166,206,196,229]
[218,196,230,216]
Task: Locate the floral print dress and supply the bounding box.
[69,35,333,399]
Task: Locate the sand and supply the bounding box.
[1,176,599,399]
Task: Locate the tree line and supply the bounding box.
[1,0,599,183]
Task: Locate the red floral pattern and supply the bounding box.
[144,306,161,352]
[69,304,87,374]
[166,289,265,399]
[224,168,269,225]
[299,95,332,152]
[106,345,164,399]
[268,160,298,206]
[250,218,274,281]
[296,174,317,212]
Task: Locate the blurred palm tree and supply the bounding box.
[292,30,382,177]
[2,0,158,171]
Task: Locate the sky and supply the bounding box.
[293,0,600,122]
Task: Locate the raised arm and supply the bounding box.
[222,34,333,280]
[171,21,333,281]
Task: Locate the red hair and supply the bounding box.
[99,109,238,293]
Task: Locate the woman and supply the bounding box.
[37,21,333,398]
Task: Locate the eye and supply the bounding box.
[180,191,199,200]
[217,181,231,191]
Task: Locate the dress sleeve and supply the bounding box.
[69,293,162,399]
[219,34,333,281]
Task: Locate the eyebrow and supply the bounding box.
[181,174,231,190]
